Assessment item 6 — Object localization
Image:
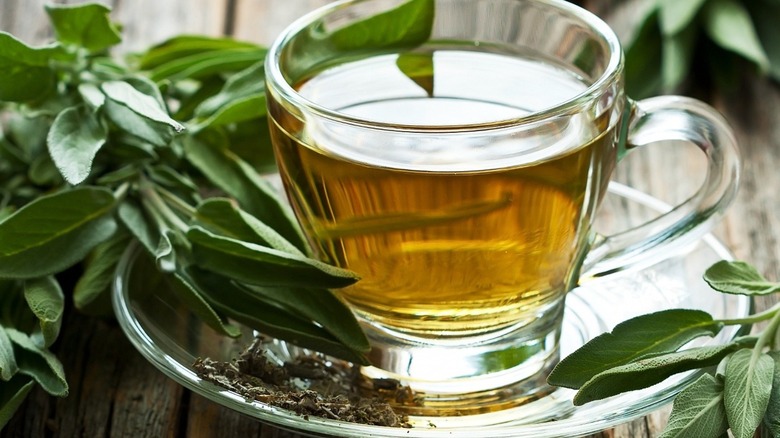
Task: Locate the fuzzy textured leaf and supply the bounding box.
[0,377,34,429]
[44,3,121,52]
[704,260,780,295]
[47,105,107,185]
[23,276,64,348]
[74,230,132,312]
[187,226,359,288]
[6,329,67,397]
[659,373,729,438]
[0,33,62,102]
[724,349,775,438]
[573,340,751,405]
[0,187,117,279]
[765,351,780,436]
[549,309,722,389]
[138,34,261,70]
[0,325,17,381]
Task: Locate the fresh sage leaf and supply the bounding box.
[118,200,158,255]
[78,83,105,110]
[138,34,262,70]
[765,351,780,436]
[149,48,266,83]
[703,0,770,72]
[548,309,723,389]
[573,340,753,405]
[6,328,67,397]
[155,229,177,272]
[662,25,697,92]
[22,276,64,348]
[44,3,121,53]
[240,282,370,354]
[74,230,132,312]
[187,226,359,288]
[0,377,34,429]
[183,135,306,251]
[193,60,265,118]
[0,33,63,102]
[749,0,780,81]
[191,94,266,133]
[193,198,303,255]
[102,81,185,139]
[659,373,729,438]
[47,105,108,185]
[724,349,775,438]
[0,325,18,381]
[658,0,708,36]
[704,260,780,295]
[396,51,434,97]
[184,267,370,364]
[623,10,663,99]
[0,187,117,279]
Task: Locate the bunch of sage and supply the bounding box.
[0,2,377,426]
[549,260,780,438]
[623,0,780,98]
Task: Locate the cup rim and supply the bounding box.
[265,0,623,133]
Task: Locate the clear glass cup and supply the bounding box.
[264,0,740,417]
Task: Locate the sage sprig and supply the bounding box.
[549,260,780,438]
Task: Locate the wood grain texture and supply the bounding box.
[1,0,778,437]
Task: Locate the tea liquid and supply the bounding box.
[269,50,617,336]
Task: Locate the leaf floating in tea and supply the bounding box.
[396,52,434,97]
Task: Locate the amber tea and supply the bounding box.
[269,50,618,337]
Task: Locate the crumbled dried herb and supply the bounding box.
[193,337,413,427]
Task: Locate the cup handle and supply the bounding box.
[581,96,741,278]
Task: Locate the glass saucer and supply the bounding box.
[112,182,750,438]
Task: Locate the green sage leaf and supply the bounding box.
[185,267,370,364]
[187,226,359,288]
[138,34,261,70]
[118,199,157,255]
[0,33,63,102]
[623,10,663,99]
[704,260,780,295]
[658,0,708,35]
[47,105,108,185]
[548,309,723,389]
[74,230,132,313]
[724,349,775,438]
[0,325,18,381]
[573,340,752,405]
[44,3,121,53]
[193,198,302,255]
[659,373,729,438]
[0,376,34,429]
[193,60,265,118]
[183,135,306,251]
[149,48,266,83]
[102,81,183,129]
[750,0,780,81]
[22,276,64,348]
[703,0,770,72]
[662,25,697,92]
[240,282,369,354]
[396,51,434,97]
[765,351,780,436]
[0,187,117,279]
[6,328,67,397]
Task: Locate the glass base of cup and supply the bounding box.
[358,300,565,417]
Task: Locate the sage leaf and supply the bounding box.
[396,51,434,97]
[724,349,775,438]
[765,351,780,436]
[6,328,67,397]
[22,276,64,348]
[703,0,770,72]
[0,377,34,429]
[47,105,108,185]
[187,226,359,288]
[0,33,63,102]
[658,0,708,35]
[149,48,266,82]
[185,267,370,364]
[138,35,261,70]
[240,282,370,354]
[623,10,663,99]
[193,198,303,255]
[191,94,266,133]
[573,340,752,405]
[118,200,157,255]
[286,0,434,81]
[704,260,780,295]
[74,230,132,312]
[193,60,265,119]
[659,373,729,438]
[183,135,306,251]
[102,81,182,130]
[0,325,18,381]
[0,187,117,279]
[155,229,177,272]
[749,0,780,81]
[548,309,722,389]
[44,3,121,53]
[662,25,697,92]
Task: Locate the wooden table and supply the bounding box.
[2,1,777,437]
